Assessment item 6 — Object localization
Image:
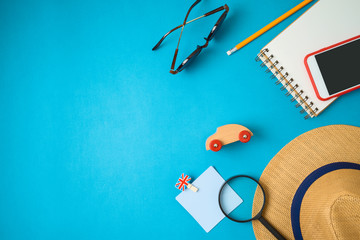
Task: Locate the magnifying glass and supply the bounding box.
[218,175,286,240]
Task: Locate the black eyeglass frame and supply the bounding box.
[152,0,229,74]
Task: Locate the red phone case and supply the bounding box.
[304,35,360,101]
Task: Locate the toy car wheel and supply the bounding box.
[239,131,251,143]
[209,139,222,152]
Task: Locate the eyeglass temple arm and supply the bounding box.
[152,4,226,51]
[152,25,182,51]
[204,5,228,17]
[170,0,201,73]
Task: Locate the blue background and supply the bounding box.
[1,0,359,239]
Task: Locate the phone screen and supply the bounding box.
[315,38,360,95]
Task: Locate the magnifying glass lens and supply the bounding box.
[219,175,286,240]
[219,175,265,222]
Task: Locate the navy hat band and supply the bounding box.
[290,162,360,240]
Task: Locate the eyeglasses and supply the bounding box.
[152,0,229,74]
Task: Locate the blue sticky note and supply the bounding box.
[176,166,243,233]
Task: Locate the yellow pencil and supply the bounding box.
[227,0,314,56]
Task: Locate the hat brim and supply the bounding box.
[293,165,360,239]
[252,125,360,240]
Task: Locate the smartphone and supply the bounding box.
[304,35,360,101]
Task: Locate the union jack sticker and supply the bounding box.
[175,173,191,191]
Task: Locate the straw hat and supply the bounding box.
[252,125,360,240]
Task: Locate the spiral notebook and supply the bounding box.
[256,0,360,118]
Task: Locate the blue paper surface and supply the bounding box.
[0,0,359,239]
[176,166,243,232]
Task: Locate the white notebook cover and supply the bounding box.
[258,0,360,117]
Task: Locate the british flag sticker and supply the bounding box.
[175,173,190,191]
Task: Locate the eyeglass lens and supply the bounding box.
[177,47,203,72]
[207,11,228,41]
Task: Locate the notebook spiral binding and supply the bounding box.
[255,48,319,119]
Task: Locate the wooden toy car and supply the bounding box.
[206,124,253,152]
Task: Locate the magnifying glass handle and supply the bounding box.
[258,216,286,240]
